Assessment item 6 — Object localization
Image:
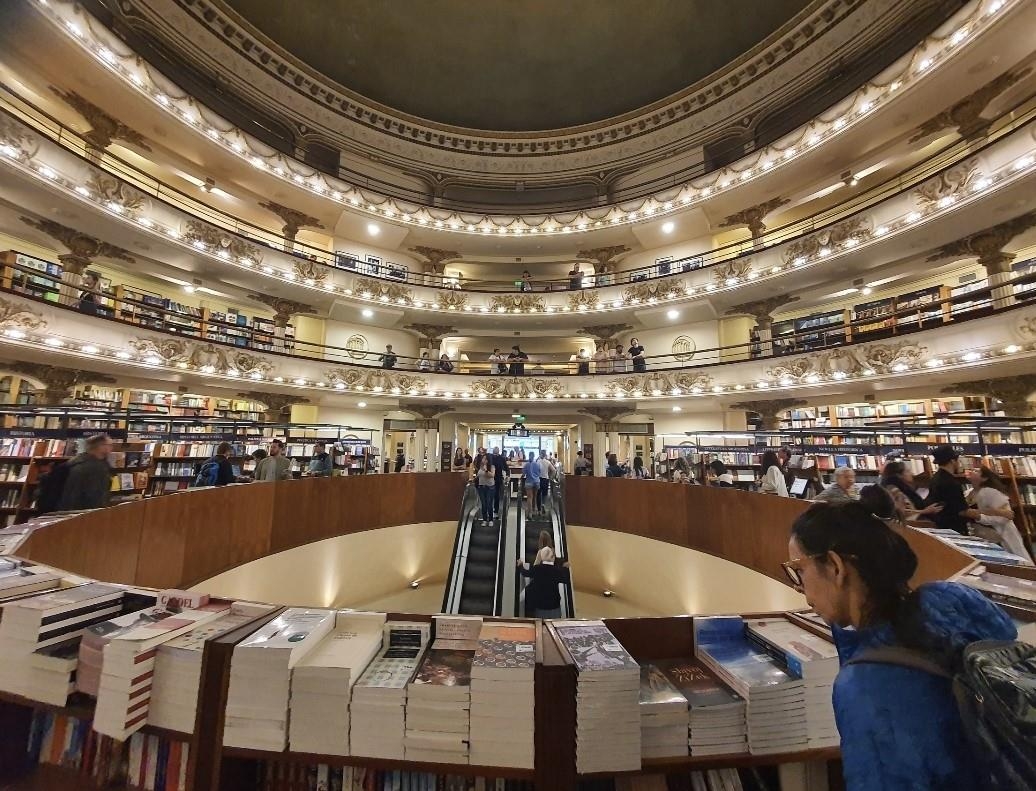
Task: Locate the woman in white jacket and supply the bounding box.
[759,449,789,497]
[966,467,1032,561]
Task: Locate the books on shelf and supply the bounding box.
[694,616,808,755]
[288,610,386,756]
[84,597,234,740]
[0,559,61,599]
[745,617,839,749]
[404,615,482,765]
[655,657,747,757]
[350,620,431,760]
[127,731,191,791]
[469,621,537,769]
[254,761,537,791]
[223,608,336,751]
[553,619,641,773]
[26,710,129,788]
[148,601,274,733]
[958,567,1036,614]
[638,663,689,759]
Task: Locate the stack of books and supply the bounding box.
[553,620,641,773]
[223,608,336,750]
[149,602,275,733]
[404,615,481,764]
[745,617,840,748]
[288,611,386,756]
[638,664,690,759]
[0,583,129,706]
[0,559,61,599]
[468,621,537,768]
[656,658,747,756]
[351,621,431,759]
[83,594,234,740]
[694,616,807,755]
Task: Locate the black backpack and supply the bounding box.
[35,460,71,514]
[849,640,1036,789]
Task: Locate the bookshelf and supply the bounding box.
[778,397,992,430]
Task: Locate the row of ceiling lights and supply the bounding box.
[38,0,1005,236]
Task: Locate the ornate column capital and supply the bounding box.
[578,406,633,423]
[50,87,151,152]
[911,67,1033,142]
[9,362,115,406]
[258,201,325,241]
[926,211,1036,272]
[724,294,800,324]
[729,398,806,431]
[577,324,634,349]
[404,324,457,344]
[941,376,1036,417]
[720,197,789,239]
[576,245,630,274]
[238,391,310,422]
[20,217,135,265]
[248,295,318,327]
[408,246,460,275]
[401,403,454,421]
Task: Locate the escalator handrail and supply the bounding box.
[490,473,510,616]
[441,478,479,613]
[552,472,576,619]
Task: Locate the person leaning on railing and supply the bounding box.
[77,271,103,316]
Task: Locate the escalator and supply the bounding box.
[442,479,510,616]
[515,472,575,618]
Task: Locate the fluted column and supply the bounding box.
[724,295,799,359]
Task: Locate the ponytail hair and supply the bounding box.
[790,502,949,660]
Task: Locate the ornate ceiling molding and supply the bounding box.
[182,220,263,265]
[50,87,151,152]
[18,216,135,271]
[328,369,428,394]
[127,337,275,378]
[911,67,1033,142]
[237,390,310,421]
[0,298,47,333]
[782,216,873,265]
[725,294,800,325]
[926,210,1036,272]
[730,398,807,430]
[409,247,461,275]
[258,201,325,241]
[8,361,115,405]
[576,246,631,274]
[913,157,981,209]
[248,295,318,326]
[404,324,457,343]
[719,197,789,239]
[941,374,1036,416]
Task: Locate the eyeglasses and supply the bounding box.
[781,553,825,587]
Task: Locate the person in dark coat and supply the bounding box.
[394,450,407,473]
[517,550,570,619]
[924,445,978,535]
[58,433,113,510]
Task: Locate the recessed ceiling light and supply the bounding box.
[661,221,675,234]
[672,406,682,412]
[362,308,374,318]
[357,401,367,408]
[666,309,679,319]
[366,223,380,236]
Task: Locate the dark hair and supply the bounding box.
[576,451,583,457]
[974,467,1008,494]
[760,450,780,472]
[633,455,644,470]
[709,459,727,476]
[251,448,268,461]
[858,484,896,520]
[84,433,110,451]
[270,439,284,449]
[791,502,948,658]
[881,460,906,484]
[607,453,617,465]
[216,441,233,456]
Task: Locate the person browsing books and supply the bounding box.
[881,460,943,524]
[307,442,333,477]
[759,450,789,497]
[814,467,857,504]
[707,459,733,487]
[255,440,291,481]
[785,501,1016,791]
[924,445,976,535]
[965,467,1031,561]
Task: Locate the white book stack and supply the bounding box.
[0,560,61,600]
[148,603,274,733]
[288,611,386,756]
[655,658,747,757]
[351,621,431,760]
[89,598,234,740]
[553,620,641,773]
[694,617,807,756]
[404,615,482,765]
[223,608,336,751]
[638,664,689,759]
[745,618,840,749]
[0,583,125,706]
[468,621,537,768]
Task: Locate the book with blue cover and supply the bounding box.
[693,616,804,700]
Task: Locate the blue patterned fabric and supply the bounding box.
[831,582,1017,791]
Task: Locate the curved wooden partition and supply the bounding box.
[564,477,974,587]
[18,473,467,590]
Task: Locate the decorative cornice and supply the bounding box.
[327,369,428,394]
[489,294,546,313]
[354,278,413,305]
[409,247,460,275]
[85,174,148,214]
[182,220,263,265]
[0,298,47,332]
[248,295,318,326]
[127,337,275,377]
[258,201,325,240]
[782,216,873,265]
[911,67,1033,142]
[621,280,685,304]
[720,197,789,239]
[237,390,310,421]
[50,87,151,151]
[576,246,631,274]
[567,290,600,311]
[913,157,980,209]
[730,398,807,430]
[400,402,454,420]
[579,406,634,422]
[9,361,115,405]
[468,377,565,399]
[435,290,468,311]
[941,375,1036,416]
[926,211,1036,272]
[713,260,754,285]
[576,324,634,347]
[608,371,713,397]
[404,324,457,343]
[18,217,135,266]
[725,294,800,324]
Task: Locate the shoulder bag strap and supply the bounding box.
[845,645,953,679]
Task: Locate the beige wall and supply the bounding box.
[191,521,457,610]
[324,318,419,360]
[567,525,805,618]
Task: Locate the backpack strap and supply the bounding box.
[845,645,953,679]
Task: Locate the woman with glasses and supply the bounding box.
[784,501,1015,791]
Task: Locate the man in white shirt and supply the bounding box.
[593,346,611,374]
[488,348,506,375]
[536,449,556,513]
[573,450,591,476]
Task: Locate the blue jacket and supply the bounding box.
[831,581,1016,791]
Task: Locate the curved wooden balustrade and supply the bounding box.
[18,473,467,590]
[564,476,974,588]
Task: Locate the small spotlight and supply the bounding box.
[602,589,615,598]
[661,221,675,234]
[409,580,420,589]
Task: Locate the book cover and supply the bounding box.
[473,623,536,670]
[553,621,638,673]
[412,646,476,688]
[654,658,743,709]
[236,608,333,650]
[638,664,689,708]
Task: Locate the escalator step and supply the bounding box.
[459,595,494,615]
[468,547,497,565]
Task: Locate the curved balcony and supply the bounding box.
[3,263,1036,407]
[17,0,1032,224]
[4,90,1036,318]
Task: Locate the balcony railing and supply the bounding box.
[3,83,1036,294]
